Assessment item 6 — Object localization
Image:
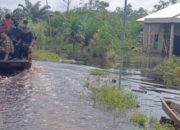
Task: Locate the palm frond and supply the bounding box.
[18,4,29,15]
[39,5,51,15]
[24,0,32,10]
[33,1,41,9]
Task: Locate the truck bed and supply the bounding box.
[0,59,31,71]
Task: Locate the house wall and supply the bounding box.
[143,23,165,54]
[143,23,180,55]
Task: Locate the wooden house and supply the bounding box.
[137,3,180,57]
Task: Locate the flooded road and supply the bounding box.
[0,61,140,130]
[0,61,179,130]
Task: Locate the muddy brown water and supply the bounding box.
[0,61,179,130]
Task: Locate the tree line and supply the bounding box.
[0,0,177,64]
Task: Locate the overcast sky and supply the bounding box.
[0,0,158,12]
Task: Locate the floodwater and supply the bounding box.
[122,70,180,119]
[0,61,179,130]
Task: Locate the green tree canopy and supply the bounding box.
[154,0,180,11]
[18,0,51,21]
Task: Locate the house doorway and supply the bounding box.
[173,36,180,56]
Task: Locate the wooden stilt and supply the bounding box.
[169,23,174,57]
[147,24,151,68]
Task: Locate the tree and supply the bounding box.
[62,0,71,16]
[0,8,11,17]
[169,0,180,4]
[12,8,24,20]
[18,0,51,21]
[154,0,180,11]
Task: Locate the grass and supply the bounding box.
[155,123,175,130]
[130,114,175,130]
[32,49,61,62]
[90,68,107,76]
[130,113,147,128]
[90,85,138,111]
[155,56,180,86]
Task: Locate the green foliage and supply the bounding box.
[155,123,175,130]
[33,49,60,62]
[154,0,180,11]
[18,0,51,21]
[90,68,107,76]
[90,86,137,111]
[50,13,66,36]
[9,1,147,64]
[130,114,175,130]
[30,21,48,48]
[130,113,147,128]
[155,56,180,86]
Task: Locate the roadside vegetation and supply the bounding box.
[130,114,175,130]
[130,113,147,128]
[90,68,107,76]
[87,80,175,130]
[155,122,175,130]
[89,85,137,112]
[33,49,61,62]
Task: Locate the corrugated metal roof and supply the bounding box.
[137,3,180,22]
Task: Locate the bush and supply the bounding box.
[33,49,61,62]
[130,113,147,128]
[155,56,180,86]
[155,123,175,130]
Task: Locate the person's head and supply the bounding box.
[5,14,11,19]
[23,20,28,25]
[22,26,30,33]
[21,20,29,30]
[4,39,11,46]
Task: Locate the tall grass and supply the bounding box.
[90,86,137,111]
[90,69,107,76]
[130,113,147,128]
[130,114,175,130]
[155,123,175,130]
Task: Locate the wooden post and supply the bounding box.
[146,24,151,68]
[169,23,174,57]
[118,0,127,88]
[147,24,151,54]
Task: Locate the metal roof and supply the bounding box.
[137,3,180,23]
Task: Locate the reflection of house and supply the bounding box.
[137,3,180,57]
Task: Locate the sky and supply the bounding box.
[0,0,158,12]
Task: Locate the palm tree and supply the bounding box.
[18,0,51,21]
[13,8,24,20]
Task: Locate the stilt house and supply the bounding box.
[137,3,180,57]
